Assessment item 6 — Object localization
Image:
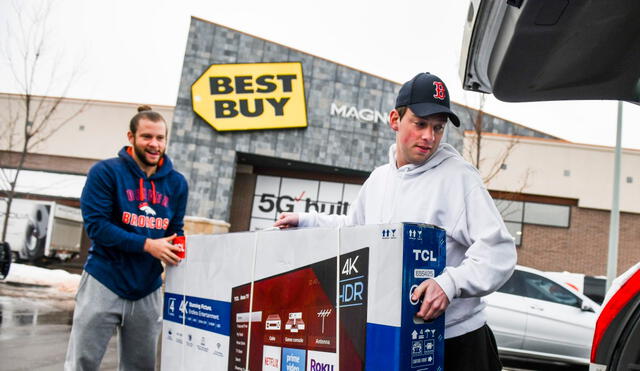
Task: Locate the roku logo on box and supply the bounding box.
[309,359,334,371]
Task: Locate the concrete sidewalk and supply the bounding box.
[1,281,569,371]
[0,283,118,371]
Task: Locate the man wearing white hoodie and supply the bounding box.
[275,72,516,370]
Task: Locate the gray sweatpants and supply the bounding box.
[64,272,162,371]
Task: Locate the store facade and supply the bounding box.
[4,17,637,277]
[168,17,554,233]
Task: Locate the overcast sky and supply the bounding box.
[1,0,639,149]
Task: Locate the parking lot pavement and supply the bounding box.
[502,358,589,371]
[0,282,117,371]
[0,280,587,371]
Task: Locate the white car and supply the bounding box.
[485,265,600,365]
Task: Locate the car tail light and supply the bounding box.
[591,270,640,361]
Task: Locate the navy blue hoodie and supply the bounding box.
[81,146,188,300]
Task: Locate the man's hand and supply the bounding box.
[144,234,182,266]
[274,212,299,229]
[412,279,450,321]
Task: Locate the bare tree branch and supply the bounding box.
[29,99,88,150]
[460,92,531,191]
[0,0,87,245]
[482,135,520,184]
[0,102,20,151]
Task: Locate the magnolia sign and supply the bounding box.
[330,103,389,125]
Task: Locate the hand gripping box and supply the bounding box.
[162,223,446,371]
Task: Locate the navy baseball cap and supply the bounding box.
[395,72,460,127]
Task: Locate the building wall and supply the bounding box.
[470,133,640,213]
[6,18,635,278]
[472,133,640,276]
[170,18,398,220]
[169,17,558,222]
[0,93,174,163]
[518,207,640,276]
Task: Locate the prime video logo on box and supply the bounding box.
[309,359,334,371]
[283,348,305,371]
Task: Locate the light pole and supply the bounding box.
[606,101,623,291]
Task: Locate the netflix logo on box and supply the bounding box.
[262,345,281,371]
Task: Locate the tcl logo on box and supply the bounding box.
[191,62,308,131]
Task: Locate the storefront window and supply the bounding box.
[250,175,361,230]
[495,200,524,223]
[504,221,522,246]
[524,202,570,227]
[494,198,571,246]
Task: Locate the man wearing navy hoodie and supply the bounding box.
[275,73,516,370]
[65,106,188,370]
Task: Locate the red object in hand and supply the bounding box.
[173,236,186,259]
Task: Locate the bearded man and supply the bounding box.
[65,105,188,370]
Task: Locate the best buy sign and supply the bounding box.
[191,62,308,131]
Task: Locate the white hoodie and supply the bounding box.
[299,143,517,338]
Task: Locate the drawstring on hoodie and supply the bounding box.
[126,146,159,208]
[138,178,157,207]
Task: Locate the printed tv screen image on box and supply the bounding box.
[228,248,368,371]
[162,223,446,370]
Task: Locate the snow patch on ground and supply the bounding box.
[4,263,81,293]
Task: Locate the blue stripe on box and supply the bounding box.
[184,295,231,336]
[400,223,446,371]
[163,292,184,325]
[163,292,231,336]
[365,322,400,371]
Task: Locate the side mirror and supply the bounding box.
[581,301,595,313]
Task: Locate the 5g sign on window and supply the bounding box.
[257,193,350,214]
[250,175,361,230]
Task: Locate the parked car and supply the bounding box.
[590,263,640,371]
[545,270,607,305]
[0,241,10,280]
[459,0,640,103]
[485,265,600,365]
[459,1,640,369]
